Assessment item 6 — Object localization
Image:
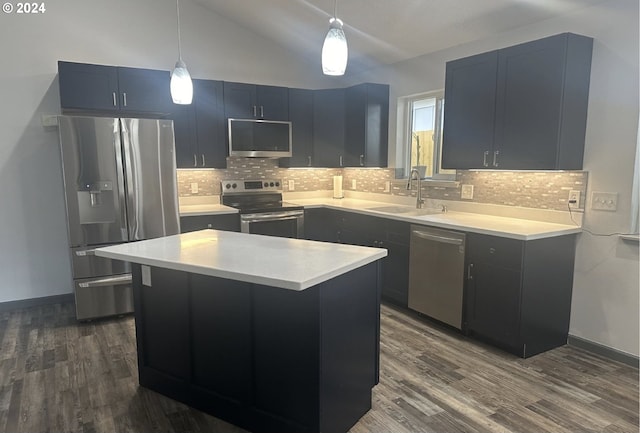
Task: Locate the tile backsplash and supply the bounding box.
[177,158,587,212]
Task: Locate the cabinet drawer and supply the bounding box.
[467,233,523,270]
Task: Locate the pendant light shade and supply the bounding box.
[171,0,193,104]
[322,0,348,76]
[170,59,193,104]
[322,18,348,76]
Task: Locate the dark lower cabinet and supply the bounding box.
[131,262,380,433]
[180,214,240,233]
[305,209,410,308]
[465,232,577,357]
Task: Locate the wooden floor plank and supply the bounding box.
[0,301,637,433]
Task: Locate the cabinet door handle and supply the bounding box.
[193,154,197,167]
[483,151,489,167]
[122,92,127,107]
[493,150,500,167]
[201,154,206,167]
[467,263,474,280]
[339,155,343,167]
[260,106,264,118]
[253,105,257,117]
[307,156,312,167]
[112,92,117,107]
[360,155,364,166]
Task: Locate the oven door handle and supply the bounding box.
[241,211,304,222]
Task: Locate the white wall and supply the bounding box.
[0,0,335,304]
[354,0,639,356]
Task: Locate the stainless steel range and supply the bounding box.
[221,179,304,239]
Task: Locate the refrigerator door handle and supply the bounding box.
[78,274,132,288]
[113,119,129,239]
[120,119,139,240]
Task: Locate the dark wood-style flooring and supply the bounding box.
[0,302,637,433]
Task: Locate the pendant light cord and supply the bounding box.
[333,0,338,19]
[176,0,183,61]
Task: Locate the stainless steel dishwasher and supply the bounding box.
[408,225,466,329]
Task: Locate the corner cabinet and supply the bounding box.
[345,83,389,167]
[180,214,240,233]
[313,88,346,168]
[442,33,593,170]
[58,61,173,115]
[464,232,577,358]
[280,88,314,168]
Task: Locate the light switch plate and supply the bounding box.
[41,114,58,127]
[190,182,198,194]
[288,180,295,191]
[460,184,474,200]
[384,181,390,193]
[591,192,618,211]
[351,179,357,189]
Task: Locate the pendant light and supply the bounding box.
[322,0,348,76]
[170,0,193,104]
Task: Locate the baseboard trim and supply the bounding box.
[568,335,639,368]
[0,293,74,312]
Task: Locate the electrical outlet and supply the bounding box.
[568,190,581,209]
[351,179,357,189]
[190,182,198,194]
[384,181,390,193]
[288,180,295,191]
[461,184,474,200]
[591,191,618,211]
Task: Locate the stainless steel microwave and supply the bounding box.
[228,118,292,158]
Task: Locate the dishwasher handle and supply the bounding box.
[412,229,464,245]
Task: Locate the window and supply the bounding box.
[402,91,455,179]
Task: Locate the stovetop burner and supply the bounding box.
[220,179,303,214]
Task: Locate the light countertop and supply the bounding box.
[178,196,581,240]
[291,198,582,240]
[95,230,387,291]
[180,203,237,217]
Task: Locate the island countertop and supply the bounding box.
[95,229,387,291]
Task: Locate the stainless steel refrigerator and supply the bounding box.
[58,115,180,320]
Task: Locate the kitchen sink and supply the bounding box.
[367,205,415,214]
[367,205,442,216]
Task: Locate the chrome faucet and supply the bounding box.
[407,169,424,209]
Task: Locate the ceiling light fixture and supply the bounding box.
[170,0,193,104]
[322,0,348,76]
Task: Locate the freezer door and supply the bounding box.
[74,274,134,320]
[58,116,128,246]
[121,118,180,240]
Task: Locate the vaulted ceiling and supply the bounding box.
[193,0,603,73]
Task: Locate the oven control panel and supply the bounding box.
[221,179,283,194]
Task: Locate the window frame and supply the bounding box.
[400,90,454,180]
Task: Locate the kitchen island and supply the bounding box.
[96,230,387,433]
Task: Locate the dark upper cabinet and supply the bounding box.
[280,88,314,168]
[313,88,346,168]
[441,51,499,169]
[173,79,226,169]
[58,61,172,114]
[223,81,289,120]
[345,83,389,167]
[442,33,593,170]
[494,34,593,169]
